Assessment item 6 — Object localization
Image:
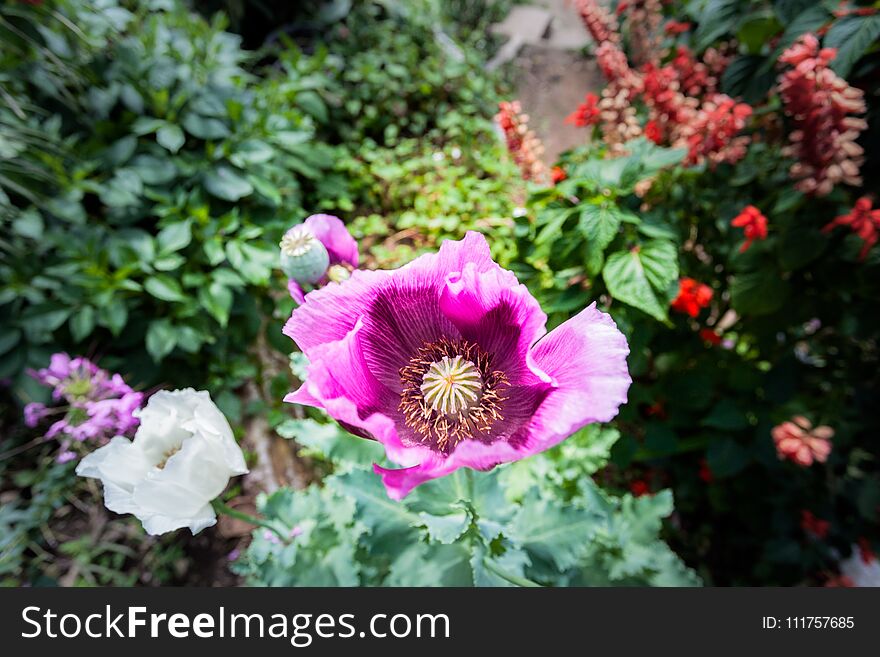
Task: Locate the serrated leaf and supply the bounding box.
[578,203,623,253]
[603,240,678,322]
[277,417,384,467]
[824,15,880,78]
[508,494,601,571]
[418,510,470,544]
[329,469,418,542]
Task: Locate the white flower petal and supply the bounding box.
[75,388,247,536]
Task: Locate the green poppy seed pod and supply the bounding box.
[279,225,330,285]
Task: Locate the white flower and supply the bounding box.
[77,389,247,535]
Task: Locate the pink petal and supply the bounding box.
[304,214,359,267]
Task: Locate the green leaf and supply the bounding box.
[706,438,750,478]
[277,418,385,467]
[577,204,624,253]
[182,113,230,140]
[98,303,128,336]
[144,275,186,302]
[603,240,679,322]
[145,318,177,362]
[730,269,788,315]
[508,494,601,571]
[824,15,880,78]
[736,14,783,55]
[198,282,233,327]
[131,155,176,185]
[204,166,254,201]
[70,306,95,342]
[12,211,44,240]
[156,124,185,153]
[693,0,740,51]
[702,399,749,430]
[156,220,191,254]
[418,510,470,544]
[118,228,155,263]
[0,328,22,356]
[330,469,419,544]
[226,240,274,284]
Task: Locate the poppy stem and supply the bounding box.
[482,558,542,587]
[211,499,286,540]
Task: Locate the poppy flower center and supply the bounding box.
[399,338,508,453]
[420,355,483,415]
[280,225,318,257]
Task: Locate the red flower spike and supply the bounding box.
[777,34,867,196]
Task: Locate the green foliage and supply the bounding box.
[520,140,684,322]
[0,0,336,396]
[237,422,699,587]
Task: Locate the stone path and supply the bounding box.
[490,0,604,163]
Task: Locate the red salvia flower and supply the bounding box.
[565,93,602,128]
[699,328,722,345]
[731,205,769,252]
[551,166,567,184]
[801,510,830,539]
[777,34,867,196]
[822,196,880,260]
[495,101,547,182]
[574,0,621,45]
[671,278,713,317]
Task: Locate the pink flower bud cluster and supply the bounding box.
[622,0,663,66]
[495,101,547,182]
[777,34,867,196]
[573,0,620,45]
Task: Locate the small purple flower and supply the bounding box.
[23,402,48,428]
[284,232,631,499]
[56,450,77,464]
[283,214,359,305]
[25,353,143,461]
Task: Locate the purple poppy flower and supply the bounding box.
[283,214,359,304]
[283,232,631,499]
